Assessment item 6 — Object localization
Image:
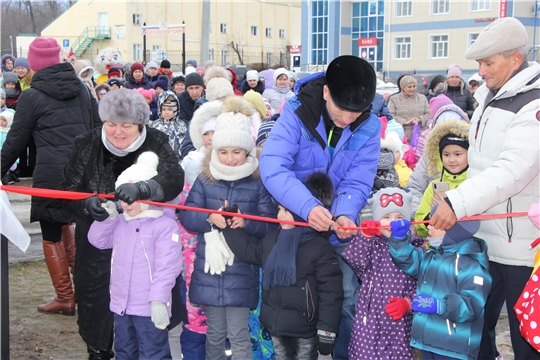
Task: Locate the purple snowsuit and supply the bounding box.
[343,233,417,359]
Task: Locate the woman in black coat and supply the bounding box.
[61,89,184,359]
[0,38,101,318]
[437,64,475,119]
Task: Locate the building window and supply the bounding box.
[266,52,274,66]
[221,50,229,64]
[133,14,142,25]
[266,28,272,38]
[430,35,449,58]
[279,29,285,38]
[432,0,449,14]
[208,48,215,61]
[220,23,227,34]
[468,33,479,47]
[352,1,385,71]
[251,26,258,36]
[311,0,329,65]
[395,1,412,17]
[394,36,411,59]
[133,44,142,61]
[470,0,490,11]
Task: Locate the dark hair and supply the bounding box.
[469,79,481,87]
[429,75,446,91]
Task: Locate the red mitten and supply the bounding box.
[361,220,382,237]
[385,297,411,320]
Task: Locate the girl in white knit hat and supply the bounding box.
[179,96,277,360]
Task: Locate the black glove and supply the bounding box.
[115,181,151,204]
[317,332,335,356]
[83,196,109,221]
[222,204,239,222]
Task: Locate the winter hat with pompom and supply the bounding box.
[27,38,61,71]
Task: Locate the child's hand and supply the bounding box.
[386,297,411,320]
[229,211,246,229]
[101,200,118,220]
[412,294,443,315]
[360,220,381,237]
[390,219,410,239]
[208,213,227,229]
[150,301,170,329]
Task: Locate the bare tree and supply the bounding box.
[226,32,247,65]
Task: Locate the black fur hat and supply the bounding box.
[305,172,334,208]
[326,55,376,112]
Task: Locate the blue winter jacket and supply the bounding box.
[371,92,393,121]
[178,170,277,309]
[388,236,492,360]
[260,72,381,245]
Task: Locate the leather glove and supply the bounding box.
[317,330,335,356]
[100,201,118,220]
[361,220,382,237]
[390,219,411,239]
[150,301,170,330]
[83,196,109,221]
[412,294,443,315]
[115,181,151,204]
[386,297,412,320]
[204,229,231,275]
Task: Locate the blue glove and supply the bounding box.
[412,294,442,314]
[390,219,411,239]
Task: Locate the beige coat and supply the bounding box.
[388,92,431,140]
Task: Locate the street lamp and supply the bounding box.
[9,36,13,56]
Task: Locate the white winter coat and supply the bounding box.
[446,62,540,267]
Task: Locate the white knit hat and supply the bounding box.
[115,152,159,189]
[246,70,259,81]
[273,67,289,84]
[0,110,14,128]
[206,77,234,101]
[212,111,254,152]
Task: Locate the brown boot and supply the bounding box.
[37,241,76,316]
[61,224,76,275]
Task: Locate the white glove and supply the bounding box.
[204,229,231,275]
[182,151,205,187]
[150,301,170,330]
[218,231,235,267]
[100,200,118,220]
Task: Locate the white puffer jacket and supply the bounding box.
[447,62,540,267]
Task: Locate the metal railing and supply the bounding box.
[72,27,111,56]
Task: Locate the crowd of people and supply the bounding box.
[0,16,539,360]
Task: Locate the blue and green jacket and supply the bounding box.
[388,236,492,360]
[260,72,381,245]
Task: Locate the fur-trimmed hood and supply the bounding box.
[74,60,95,81]
[424,120,470,177]
[190,100,223,149]
[200,146,262,183]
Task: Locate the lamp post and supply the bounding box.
[9,36,13,56]
[533,0,539,61]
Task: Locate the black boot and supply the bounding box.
[87,345,114,360]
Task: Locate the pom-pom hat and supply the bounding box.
[206,77,233,101]
[326,56,376,112]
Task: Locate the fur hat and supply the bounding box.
[27,38,61,71]
[2,72,18,85]
[145,61,159,71]
[465,17,528,60]
[108,67,122,78]
[99,88,150,125]
[190,100,223,149]
[131,62,144,74]
[244,90,266,119]
[186,59,197,68]
[13,57,29,71]
[203,66,229,84]
[273,68,289,84]
[0,110,14,128]
[154,79,168,91]
[326,56,376,112]
[380,132,406,162]
[256,120,276,147]
[185,73,204,88]
[430,204,480,246]
[212,97,255,152]
[424,120,470,177]
[305,172,334,208]
[96,83,111,96]
[206,77,234,101]
[246,70,259,82]
[171,76,185,87]
[429,75,446,92]
[447,64,462,78]
[160,60,171,69]
[368,187,413,221]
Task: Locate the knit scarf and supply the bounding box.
[123,208,163,221]
[101,126,147,157]
[263,224,319,290]
[3,88,18,98]
[209,147,259,181]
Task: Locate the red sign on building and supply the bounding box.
[500,0,507,18]
[358,38,378,46]
[289,45,301,54]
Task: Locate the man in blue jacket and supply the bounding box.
[260,55,381,359]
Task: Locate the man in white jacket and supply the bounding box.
[430,17,540,359]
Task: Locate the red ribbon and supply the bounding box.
[1,185,529,231]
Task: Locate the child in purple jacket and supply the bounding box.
[88,151,182,360]
[342,187,418,359]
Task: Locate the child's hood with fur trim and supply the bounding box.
[190,100,223,150]
[424,120,470,177]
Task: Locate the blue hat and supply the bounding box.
[256,121,276,147]
[186,59,197,68]
[14,57,29,70]
[154,79,168,91]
